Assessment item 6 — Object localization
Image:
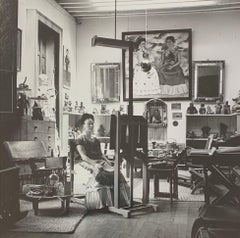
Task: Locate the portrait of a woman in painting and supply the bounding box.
[123,29,192,101]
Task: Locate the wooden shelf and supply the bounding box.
[17,88,32,91]
[186,114,236,117]
[29,97,48,101]
[186,138,208,141]
[63,112,83,116]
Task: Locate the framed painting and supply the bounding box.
[122,29,192,101]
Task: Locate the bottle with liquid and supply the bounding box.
[64,158,72,195]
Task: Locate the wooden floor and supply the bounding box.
[0,200,202,238]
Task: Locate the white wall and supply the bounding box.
[18,0,77,154]
[76,10,240,143]
[18,0,77,94]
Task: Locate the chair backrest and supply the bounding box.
[110,113,148,154]
[2,141,48,162]
[205,134,214,150]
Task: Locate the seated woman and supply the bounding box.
[74,113,130,210]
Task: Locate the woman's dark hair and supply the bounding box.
[165,36,175,43]
[135,36,146,50]
[76,113,94,129]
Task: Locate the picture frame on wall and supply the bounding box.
[171,103,181,110]
[17,29,22,72]
[172,112,182,120]
[63,46,71,89]
[122,28,192,101]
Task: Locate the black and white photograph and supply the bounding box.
[171,103,182,110]
[1,1,240,238]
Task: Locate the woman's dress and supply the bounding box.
[74,135,130,210]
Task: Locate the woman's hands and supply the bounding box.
[92,163,103,176]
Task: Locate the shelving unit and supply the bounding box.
[186,113,240,148]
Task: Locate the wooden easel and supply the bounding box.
[108,113,158,218]
[92,36,158,217]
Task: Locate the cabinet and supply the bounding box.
[13,118,55,155]
[186,114,240,148]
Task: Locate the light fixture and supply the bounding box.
[91,35,133,50]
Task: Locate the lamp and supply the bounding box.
[91,35,133,50]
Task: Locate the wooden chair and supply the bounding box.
[188,134,214,194]
[1,141,66,192]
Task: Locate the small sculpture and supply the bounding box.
[32,101,43,120]
[74,101,79,113]
[220,123,228,139]
[79,102,86,114]
[97,124,106,137]
[187,102,198,114]
[223,101,231,114]
[18,76,29,90]
[215,100,222,114]
[17,93,29,116]
[68,101,73,112]
[201,126,211,138]
[206,105,214,114]
[101,104,107,114]
[93,108,98,114]
[119,105,125,114]
[199,103,206,114]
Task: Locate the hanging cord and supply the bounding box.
[114,0,117,39]
[144,9,148,44]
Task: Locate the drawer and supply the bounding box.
[47,121,55,134]
[27,132,54,143]
[27,120,49,133]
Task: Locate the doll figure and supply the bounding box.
[79,102,86,114]
[206,105,214,114]
[187,102,198,114]
[215,100,222,114]
[74,101,79,112]
[199,103,206,114]
[201,126,211,138]
[223,101,231,114]
[97,124,106,137]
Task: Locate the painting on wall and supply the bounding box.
[122,29,192,101]
[63,46,71,89]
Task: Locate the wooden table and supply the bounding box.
[26,192,73,215]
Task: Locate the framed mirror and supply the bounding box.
[91,63,120,103]
[193,60,224,102]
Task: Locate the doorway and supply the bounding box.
[38,21,60,134]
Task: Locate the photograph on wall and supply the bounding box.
[171,103,181,110]
[172,112,182,120]
[63,46,71,89]
[122,29,192,101]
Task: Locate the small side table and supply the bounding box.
[26,193,73,215]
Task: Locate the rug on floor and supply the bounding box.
[11,200,87,233]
